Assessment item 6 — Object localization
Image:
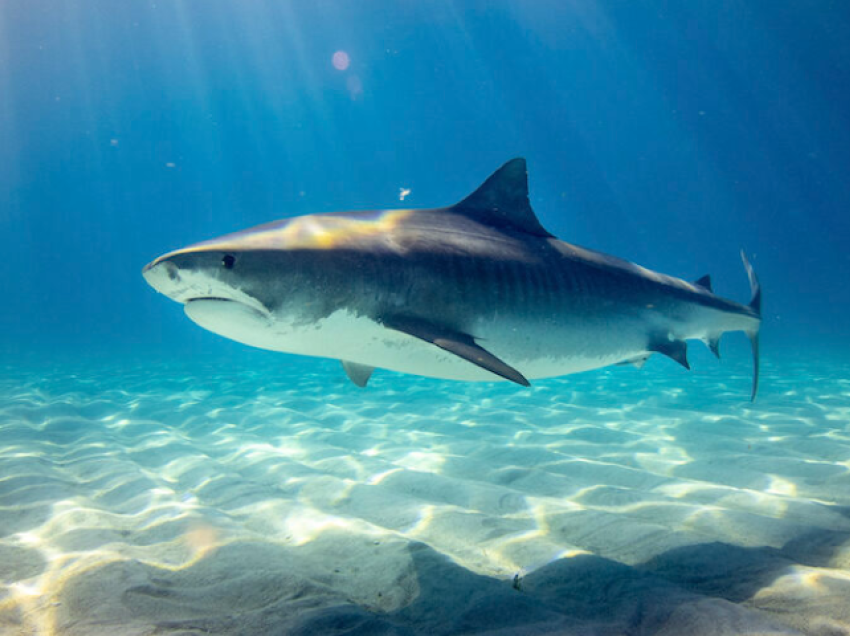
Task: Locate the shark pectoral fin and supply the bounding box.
[382,315,530,386]
[616,354,651,369]
[342,361,374,388]
[649,338,690,370]
[432,337,531,386]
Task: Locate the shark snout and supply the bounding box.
[142,259,182,297]
[142,253,274,322]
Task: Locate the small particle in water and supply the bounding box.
[166,162,176,168]
[399,187,411,201]
[110,138,119,147]
[332,50,350,71]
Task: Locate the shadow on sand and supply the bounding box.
[49,526,850,636]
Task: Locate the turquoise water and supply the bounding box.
[2,2,850,634]
[1,353,849,634]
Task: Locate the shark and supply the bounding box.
[143,158,762,398]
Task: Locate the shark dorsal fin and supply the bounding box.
[453,158,553,237]
[693,275,713,292]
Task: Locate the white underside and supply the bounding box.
[184,301,624,381]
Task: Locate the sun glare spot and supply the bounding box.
[766,475,798,497]
[10,582,41,597]
[397,451,445,474]
[15,532,41,546]
[403,504,435,535]
[368,468,401,485]
[285,509,356,546]
[332,50,350,70]
[184,523,220,559]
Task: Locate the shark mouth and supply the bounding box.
[185,296,233,303]
[183,298,274,344]
[184,296,271,317]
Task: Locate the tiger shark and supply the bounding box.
[143,158,762,398]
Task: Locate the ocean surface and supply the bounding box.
[2,2,849,635]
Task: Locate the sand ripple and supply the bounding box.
[0,353,848,635]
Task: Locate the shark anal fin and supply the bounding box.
[693,275,713,292]
[706,336,721,359]
[381,315,530,386]
[342,361,374,388]
[649,338,690,370]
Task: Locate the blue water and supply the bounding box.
[1,2,850,635]
[2,1,849,357]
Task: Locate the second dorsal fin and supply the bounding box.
[453,158,553,238]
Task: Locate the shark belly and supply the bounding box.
[188,299,648,381]
[183,280,755,385]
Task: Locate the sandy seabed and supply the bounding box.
[0,351,849,635]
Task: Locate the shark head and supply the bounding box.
[143,221,327,351]
[141,209,416,354]
[142,159,543,356]
[144,249,269,350]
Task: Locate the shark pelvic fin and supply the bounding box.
[381,315,530,386]
[342,361,374,388]
[693,275,713,292]
[649,338,690,370]
[454,158,553,238]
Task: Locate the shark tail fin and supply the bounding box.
[741,251,761,401]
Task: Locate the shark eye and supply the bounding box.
[221,254,236,270]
